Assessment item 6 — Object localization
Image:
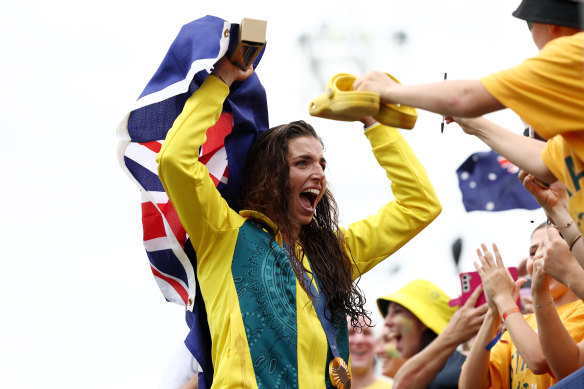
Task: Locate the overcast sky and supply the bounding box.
[1,1,544,387]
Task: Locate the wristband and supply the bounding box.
[570,233,582,251]
[487,307,520,351]
[534,300,553,309]
[502,307,520,321]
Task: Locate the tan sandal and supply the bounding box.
[309,73,418,129]
[309,73,380,122]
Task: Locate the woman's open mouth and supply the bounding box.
[391,333,403,352]
[300,188,319,211]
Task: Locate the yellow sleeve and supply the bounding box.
[541,133,584,236]
[480,33,584,139]
[156,76,243,257]
[344,123,442,279]
[541,136,567,184]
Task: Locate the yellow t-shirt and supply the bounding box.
[481,32,584,138]
[541,134,584,232]
[481,32,584,232]
[488,299,584,388]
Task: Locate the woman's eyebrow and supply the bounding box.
[292,154,325,163]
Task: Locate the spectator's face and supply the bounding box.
[347,316,377,375]
[375,325,406,378]
[384,302,427,359]
[528,227,570,299]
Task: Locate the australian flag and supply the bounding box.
[457,150,541,212]
[116,15,269,388]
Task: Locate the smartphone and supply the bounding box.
[449,267,520,308]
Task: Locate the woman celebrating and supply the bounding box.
[376,279,484,389]
[156,57,441,388]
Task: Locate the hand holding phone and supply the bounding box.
[449,267,521,309]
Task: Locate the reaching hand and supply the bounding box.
[531,245,552,301]
[446,116,489,137]
[353,71,398,97]
[443,285,488,344]
[518,170,567,215]
[474,243,524,308]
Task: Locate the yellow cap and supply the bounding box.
[377,279,456,335]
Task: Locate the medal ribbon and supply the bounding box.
[301,261,341,358]
[283,244,351,389]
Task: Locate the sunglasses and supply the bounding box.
[527,20,533,31]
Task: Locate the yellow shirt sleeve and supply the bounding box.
[156,75,244,262]
[480,32,584,139]
[344,123,442,279]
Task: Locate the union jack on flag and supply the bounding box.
[116,15,269,388]
[497,155,520,175]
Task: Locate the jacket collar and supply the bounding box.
[239,209,283,247]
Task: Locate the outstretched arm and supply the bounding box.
[353,71,504,117]
[354,72,556,182]
[392,286,487,389]
[450,117,555,184]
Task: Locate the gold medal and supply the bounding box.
[329,357,351,389]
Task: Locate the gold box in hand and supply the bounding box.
[228,18,267,69]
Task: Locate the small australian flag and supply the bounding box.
[457,150,541,212]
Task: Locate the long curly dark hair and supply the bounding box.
[241,120,371,328]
